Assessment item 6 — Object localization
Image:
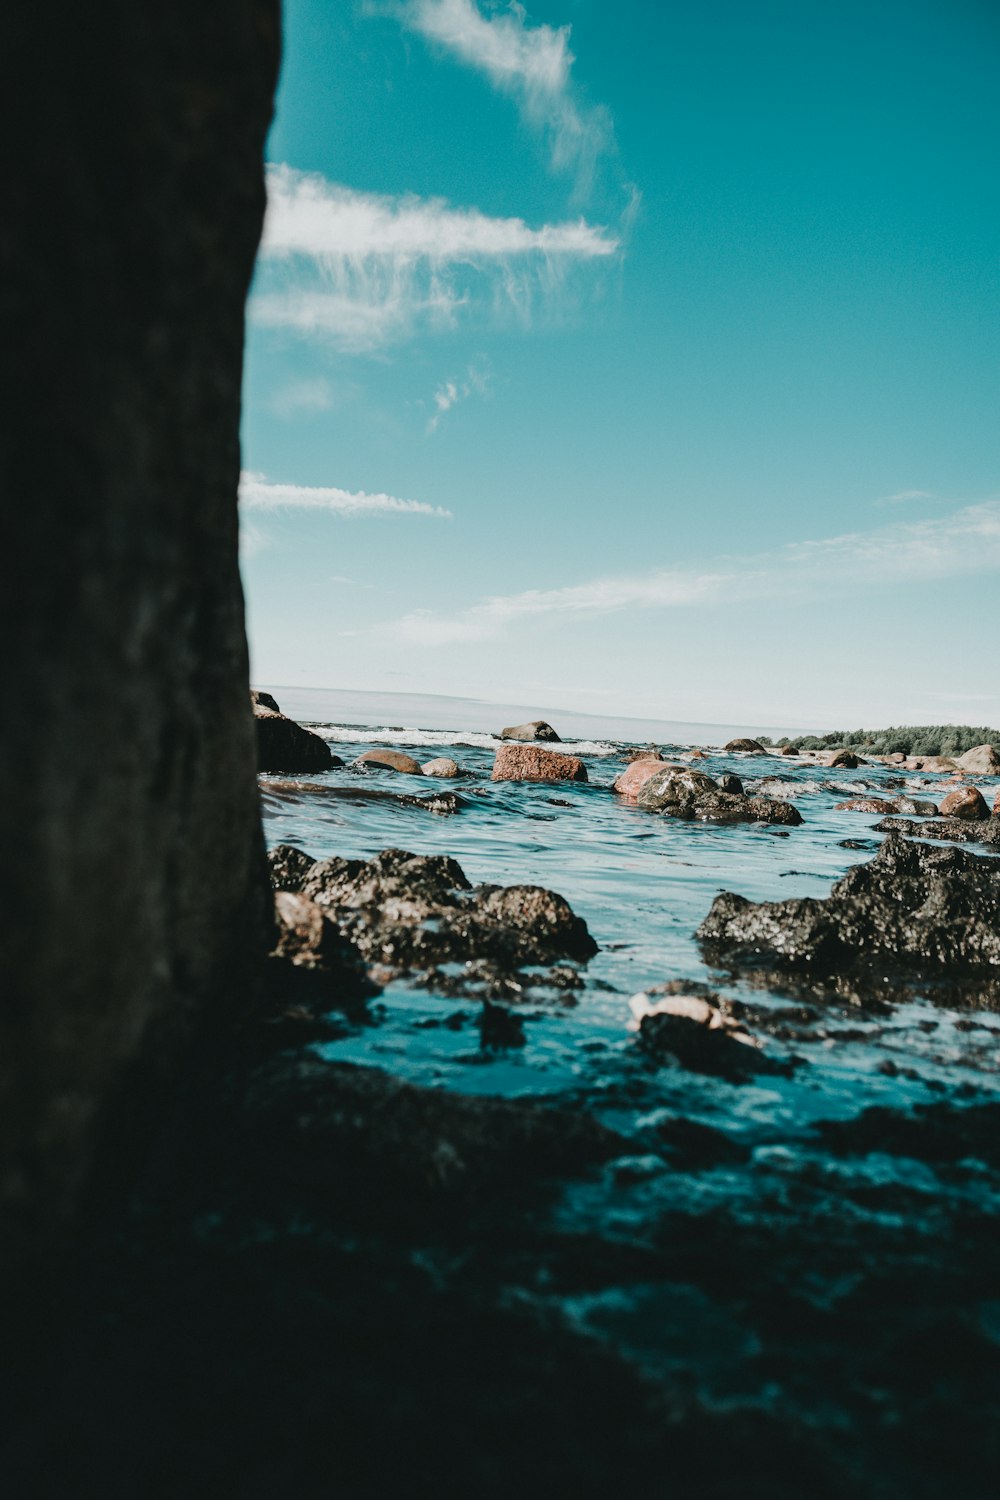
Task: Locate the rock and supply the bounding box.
[781,745,799,756]
[421,757,462,778]
[268,891,375,1006]
[892,797,939,816]
[268,843,316,891]
[624,745,663,762]
[255,707,336,773]
[957,744,1000,775]
[478,1000,526,1050]
[724,738,766,753]
[300,847,597,983]
[687,749,708,760]
[627,983,783,1081]
[718,774,745,794]
[940,787,990,820]
[995,791,1000,815]
[636,768,802,826]
[888,752,906,764]
[1,1,279,1264]
[834,797,896,814]
[872,816,1000,848]
[920,755,958,772]
[500,720,561,742]
[613,759,676,798]
[357,749,424,776]
[251,689,281,713]
[698,834,1000,987]
[492,744,587,784]
[825,749,860,768]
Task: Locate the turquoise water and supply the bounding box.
[260,722,1000,1147]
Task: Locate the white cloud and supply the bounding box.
[398,0,612,189]
[390,500,1000,644]
[253,164,618,350]
[267,377,336,418]
[427,357,491,432]
[239,471,452,519]
[876,488,936,505]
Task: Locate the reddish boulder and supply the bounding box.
[613,759,674,799]
[491,744,587,784]
[940,787,990,821]
[357,750,423,776]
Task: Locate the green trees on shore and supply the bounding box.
[759,726,1000,756]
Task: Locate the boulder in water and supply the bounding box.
[255,707,335,774]
[613,759,677,799]
[421,757,462,778]
[492,744,587,784]
[957,744,1000,775]
[499,720,561,742]
[939,787,990,820]
[357,750,423,775]
[723,738,766,753]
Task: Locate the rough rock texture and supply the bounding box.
[636,768,802,826]
[939,786,990,820]
[255,707,336,773]
[872,815,1000,848]
[613,759,677,798]
[825,749,860,768]
[421,757,462,778]
[1,1,280,1268]
[500,719,561,742]
[623,745,664,762]
[357,750,424,775]
[276,846,598,989]
[723,738,766,753]
[957,743,1000,775]
[718,773,745,794]
[780,745,799,756]
[698,835,1000,989]
[492,744,588,783]
[628,982,786,1082]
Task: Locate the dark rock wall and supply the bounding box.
[0,3,281,1267]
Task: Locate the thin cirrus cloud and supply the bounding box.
[251,163,618,351]
[427,358,491,433]
[239,471,452,519]
[392,500,1000,644]
[395,0,613,192]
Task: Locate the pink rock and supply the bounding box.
[613,759,671,798]
[939,787,990,821]
[491,744,588,784]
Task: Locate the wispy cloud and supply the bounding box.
[390,500,1000,644]
[876,488,936,505]
[253,164,618,351]
[396,0,612,192]
[239,471,452,519]
[267,377,336,418]
[427,357,491,432]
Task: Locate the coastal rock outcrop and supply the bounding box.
[1,0,280,1265]
[255,706,336,773]
[636,768,802,826]
[957,743,1000,775]
[723,738,766,753]
[500,719,561,742]
[872,815,1000,848]
[357,749,424,775]
[251,689,281,713]
[492,744,588,783]
[272,845,598,987]
[698,835,1000,990]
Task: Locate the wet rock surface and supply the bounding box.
[492,743,588,783]
[873,814,1000,847]
[255,707,336,773]
[636,767,803,826]
[500,719,562,741]
[698,834,1000,1000]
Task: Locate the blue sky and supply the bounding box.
[241,0,1000,731]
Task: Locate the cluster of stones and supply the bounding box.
[613,760,802,826]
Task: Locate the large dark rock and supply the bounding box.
[500,719,561,742]
[1,2,280,1268]
[872,815,1000,847]
[255,706,336,773]
[698,835,1000,990]
[636,768,802,826]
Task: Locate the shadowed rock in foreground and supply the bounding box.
[698,834,1000,998]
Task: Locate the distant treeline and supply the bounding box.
[758,726,1000,756]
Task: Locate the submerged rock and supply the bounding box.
[255,706,335,773]
[628,982,783,1081]
[872,815,1000,848]
[500,719,561,742]
[636,768,802,826]
[421,757,462,778]
[357,749,423,775]
[698,834,1000,992]
[492,744,588,784]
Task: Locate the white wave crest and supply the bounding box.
[313,724,618,756]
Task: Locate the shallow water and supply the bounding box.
[261,727,1000,1151]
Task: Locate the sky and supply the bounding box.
[241,0,1000,732]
